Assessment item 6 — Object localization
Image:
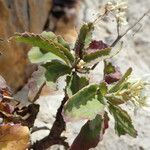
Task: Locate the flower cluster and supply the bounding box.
[105,77,148,107]
[124,80,147,106]
[105,0,128,25]
[116,79,147,106]
[76,59,86,69]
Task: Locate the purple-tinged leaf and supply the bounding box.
[82,40,110,63]
[70,113,109,150]
[104,61,122,84]
[83,48,111,63]
[74,23,94,58]
[109,67,132,93]
[88,40,108,52]
[85,40,109,56]
[104,71,122,84]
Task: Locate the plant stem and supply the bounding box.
[31,126,50,134]
[30,93,69,150]
[111,9,150,47]
[91,9,150,70]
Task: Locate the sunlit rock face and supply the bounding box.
[0,0,78,91]
[0,0,52,91]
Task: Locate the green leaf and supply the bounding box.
[105,94,126,105]
[97,82,108,105]
[104,60,122,84]
[109,68,132,93]
[57,36,70,50]
[104,61,116,74]
[64,84,104,121]
[99,82,108,96]
[41,31,57,41]
[28,47,64,64]
[66,72,89,96]
[14,32,74,65]
[74,23,94,58]
[71,113,109,150]
[42,60,72,82]
[83,48,111,63]
[108,103,137,137]
[70,115,103,150]
[41,31,70,49]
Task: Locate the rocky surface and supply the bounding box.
[13,0,150,150]
[0,0,52,91]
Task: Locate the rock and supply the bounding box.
[0,0,52,91]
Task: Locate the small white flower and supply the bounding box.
[105,0,128,26]
[118,16,128,25]
[105,2,115,11]
[79,60,86,66]
[77,59,86,69]
[116,12,126,18]
[116,1,128,10]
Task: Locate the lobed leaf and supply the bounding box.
[66,72,89,97]
[42,60,72,82]
[41,31,70,49]
[83,48,111,63]
[109,103,137,137]
[14,32,74,65]
[88,40,108,51]
[104,61,122,84]
[99,82,108,96]
[109,68,132,93]
[28,47,64,64]
[41,31,57,40]
[105,94,126,105]
[64,84,104,121]
[74,23,94,58]
[57,36,70,50]
[70,113,109,150]
[104,61,116,75]
[97,82,108,105]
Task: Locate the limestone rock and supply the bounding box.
[0,0,52,91]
